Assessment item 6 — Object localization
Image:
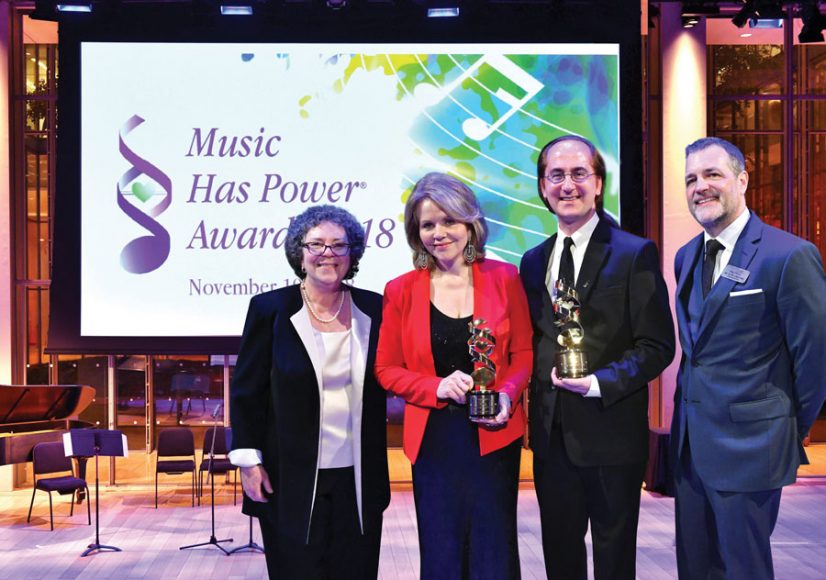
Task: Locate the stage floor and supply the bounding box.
[1,468,825,578]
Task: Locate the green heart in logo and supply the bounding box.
[131,181,156,203]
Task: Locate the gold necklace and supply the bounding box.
[301,282,345,324]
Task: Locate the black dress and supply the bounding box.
[411,303,521,580]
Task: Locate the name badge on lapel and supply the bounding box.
[722,264,750,284]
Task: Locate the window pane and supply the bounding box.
[712,99,783,131]
[18,37,57,390]
[58,355,109,429]
[808,133,826,260]
[810,101,826,131]
[799,45,826,96]
[25,145,50,281]
[711,45,784,96]
[722,134,785,228]
[116,355,147,450]
[25,287,49,384]
[153,356,224,449]
[24,45,55,131]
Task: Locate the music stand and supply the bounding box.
[226,429,264,555]
[180,404,233,555]
[64,429,128,557]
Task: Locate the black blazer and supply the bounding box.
[230,285,390,543]
[520,218,675,466]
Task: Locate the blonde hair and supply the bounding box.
[403,172,488,269]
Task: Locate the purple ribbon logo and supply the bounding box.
[117,115,172,274]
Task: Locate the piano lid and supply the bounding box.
[0,385,96,425]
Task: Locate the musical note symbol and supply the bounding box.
[458,54,543,141]
[412,54,544,141]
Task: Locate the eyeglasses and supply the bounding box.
[301,242,352,256]
[544,170,595,184]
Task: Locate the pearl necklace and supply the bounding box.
[301,282,346,324]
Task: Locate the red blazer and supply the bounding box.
[375,258,533,463]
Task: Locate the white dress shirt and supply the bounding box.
[545,212,600,292]
[544,212,602,398]
[703,207,750,286]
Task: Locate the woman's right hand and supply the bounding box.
[240,464,273,502]
[436,370,473,404]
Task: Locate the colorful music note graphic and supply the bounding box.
[456,54,544,141]
[411,54,544,142]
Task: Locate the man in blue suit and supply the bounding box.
[672,137,826,579]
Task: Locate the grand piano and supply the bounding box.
[0,385,96,494]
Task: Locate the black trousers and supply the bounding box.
[258,467,381,580]
[533,425,646,580]
[412,406,521,580]
[674,439,781,580]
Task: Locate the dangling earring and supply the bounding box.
[415,250,430,270]
[464,242,477,264]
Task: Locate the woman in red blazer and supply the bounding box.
[375,172,532,579]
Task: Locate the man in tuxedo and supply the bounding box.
[520,135,675,580]
[672,137,826,579]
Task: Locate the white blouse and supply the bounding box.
[315,328,355,469]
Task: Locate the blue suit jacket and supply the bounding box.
[672,212,826,492]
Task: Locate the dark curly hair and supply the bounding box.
[284,205,366,280]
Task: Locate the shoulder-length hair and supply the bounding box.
[403,172,488,269]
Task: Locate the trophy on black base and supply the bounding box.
[467,319,499,419]
[552,280,589,378]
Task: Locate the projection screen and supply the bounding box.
[78,42,620,338]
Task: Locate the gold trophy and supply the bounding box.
[467,319,499,418]
[553,280,589,378]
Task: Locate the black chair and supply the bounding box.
[189,374,211,414]
[197,426,238,506]
[155,428,196,508]
[27,441,91,531]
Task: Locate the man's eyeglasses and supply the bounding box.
[544,170,595,185]
[302,242,352,256]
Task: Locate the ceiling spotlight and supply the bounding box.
[327,0,347,9]
[220,5,253,15]
[682,16,700,28]
[428,7,460,18]
[733,0,786,27]
[753,1,784,19]
[799,0,825,43]
[749,17,783,28]
[56,2,92,11]
[681,3,720,17]
[732,0,758,27]
[798,26,824,43]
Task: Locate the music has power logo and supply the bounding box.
[117,114,172,274]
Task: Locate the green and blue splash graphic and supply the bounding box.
[331,51,619,264]
[245,48,619,266]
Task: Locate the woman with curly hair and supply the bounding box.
[229,204,390,579]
